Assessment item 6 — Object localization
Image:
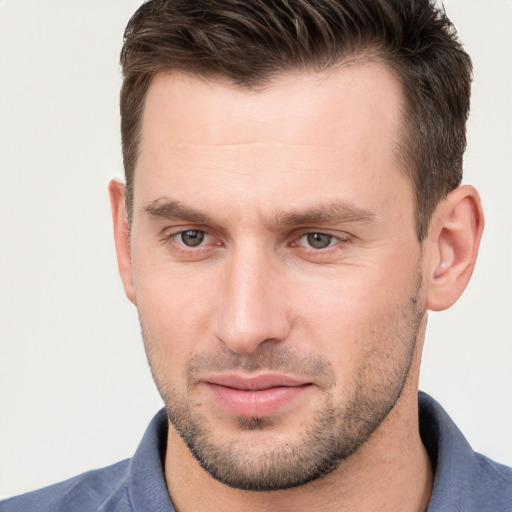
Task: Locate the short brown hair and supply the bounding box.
[120,0,472,240]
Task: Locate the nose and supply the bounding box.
[212,242,292,353]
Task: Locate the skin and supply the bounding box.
[110,62,483,511]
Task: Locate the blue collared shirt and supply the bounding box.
[2,393,511,511]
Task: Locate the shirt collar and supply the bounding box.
[127,409,175,512]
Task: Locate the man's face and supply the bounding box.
[126,63,427,490]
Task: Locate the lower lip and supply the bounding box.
[205,383,311,417]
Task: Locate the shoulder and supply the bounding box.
[469,452,512,510]
[1,409,171,512]
[418,392,512,511]
[0,459,131,512]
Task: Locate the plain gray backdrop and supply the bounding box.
[1,0,511,498]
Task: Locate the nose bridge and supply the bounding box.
[213,238,290,353]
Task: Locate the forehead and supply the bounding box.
[140,62,405,146]
[134,62,410,225]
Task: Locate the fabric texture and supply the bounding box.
[2,392,511,511]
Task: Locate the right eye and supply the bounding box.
[177,230,207,247]
[300,232,337,249]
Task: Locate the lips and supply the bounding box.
[203,373,312,418]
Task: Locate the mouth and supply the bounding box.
[203,373,313,418]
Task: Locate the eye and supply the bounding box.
[178,230,206,247]
[301,233,337,249]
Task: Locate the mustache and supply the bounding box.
[185,344,335,388]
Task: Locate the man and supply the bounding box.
[2,0,511,510]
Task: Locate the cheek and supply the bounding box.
[294,261,421,364]
[132,260,218,365]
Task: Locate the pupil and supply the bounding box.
[307,233,331,249]
[181,230,205,247]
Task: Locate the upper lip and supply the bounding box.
[205,373,311,391]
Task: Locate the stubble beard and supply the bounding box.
[141,276,425,492]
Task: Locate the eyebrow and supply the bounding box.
[144,199,211,224]
[143,198,376,227]
[276,202,376,226]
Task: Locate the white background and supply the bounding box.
[0,0,511,498]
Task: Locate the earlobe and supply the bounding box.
[108,179,136,304]
[426,185,484,311]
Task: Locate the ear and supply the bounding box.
[108,179,136,304]
[426,185,484,311]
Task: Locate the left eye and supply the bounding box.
[178,230,207,247]
[300,233,336,249]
